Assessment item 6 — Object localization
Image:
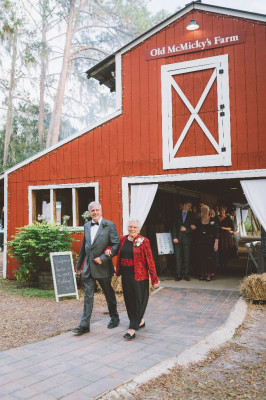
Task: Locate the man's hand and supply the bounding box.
[180,226,186,232]
[94,257,102,265]
[76,269,82,276]
[173,238,178,244]
[191,224,196,230]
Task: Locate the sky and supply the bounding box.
[147,0,266,15]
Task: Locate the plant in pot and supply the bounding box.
[8,222,75,288]
[81,210,90,224]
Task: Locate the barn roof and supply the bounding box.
[86,1,266,91]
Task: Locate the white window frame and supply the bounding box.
[161,54,231,169]
[28,182,99,228]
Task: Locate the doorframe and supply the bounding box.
[121,169,266,234]
[161,54,231,170]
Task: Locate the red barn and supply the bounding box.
[1,2,266,279]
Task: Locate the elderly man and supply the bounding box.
[172,199,196,281]
[72,201,120,335]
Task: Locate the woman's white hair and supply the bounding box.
[127,218,141,228]
[201,204,210,212]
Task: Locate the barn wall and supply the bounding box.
[6,10,266,277]
[121,10,266,173]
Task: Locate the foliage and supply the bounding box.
[81,210,90,223]
[7,222,74,284]
[0,0,170,169]
[0,278,55,298]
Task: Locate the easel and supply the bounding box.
[156,233,174,276]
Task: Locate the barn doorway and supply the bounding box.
[140,178,260,285]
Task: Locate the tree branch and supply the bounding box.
[70,46,109,58]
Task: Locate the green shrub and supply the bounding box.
[7,223,74,285]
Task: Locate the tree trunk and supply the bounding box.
[46,0,76,148]
[3,31,17,166]
[38,2,47,147]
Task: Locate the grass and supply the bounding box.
[0,278,55,298]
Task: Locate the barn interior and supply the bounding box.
[141,178,260,281]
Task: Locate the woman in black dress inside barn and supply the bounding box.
[195,205,219,281]
[214,205,235,271]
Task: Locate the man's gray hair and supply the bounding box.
[88,201,102,210]
[127,218,141,228]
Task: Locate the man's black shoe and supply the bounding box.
[184,276,191,281]
[72,326,90,335]
[108,317,120,329]
[175,276,182,281]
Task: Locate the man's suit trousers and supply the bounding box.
[80,276,118,328]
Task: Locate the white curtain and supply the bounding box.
[236,207,243,236]
[130,184,158,229]
[237,207,248,236]
[241,179,266,231]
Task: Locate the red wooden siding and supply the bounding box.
[6,10,266,277]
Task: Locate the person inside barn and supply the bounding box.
[194,205,219,281]
[110,218,159,340]
[172,200,196,281]
[72,201,120,335]
[214,205,235,272]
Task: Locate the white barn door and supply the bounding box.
[161,55,231,169]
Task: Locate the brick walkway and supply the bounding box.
[0,288,240,399]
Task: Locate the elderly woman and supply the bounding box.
[214,205,235,271]
[113,219,159,340]
[195,205,219,281]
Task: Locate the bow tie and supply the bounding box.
[91,221,99,226]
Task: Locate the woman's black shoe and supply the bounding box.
[123,332,135,340]
[139,322,145,329]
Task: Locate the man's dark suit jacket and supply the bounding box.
[172,210,196,244]
[76,218,120,279]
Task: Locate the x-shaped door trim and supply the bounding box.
[170,69,220,158]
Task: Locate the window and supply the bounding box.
[29,183,99,227]
[34,189,51,222]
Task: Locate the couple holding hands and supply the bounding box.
[72,201,159,341]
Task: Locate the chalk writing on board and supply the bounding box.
[156,233,174,255]
[50,252,79,301]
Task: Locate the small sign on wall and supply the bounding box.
[156,233,174,255]
[50,251,79,302]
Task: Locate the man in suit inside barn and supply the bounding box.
[72,201,120,335]
[172,199,196,281]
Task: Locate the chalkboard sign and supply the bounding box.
[50,252,79,302]
[156,233,174,255]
